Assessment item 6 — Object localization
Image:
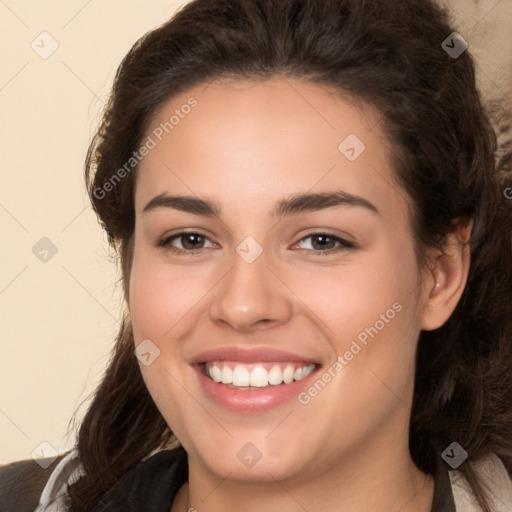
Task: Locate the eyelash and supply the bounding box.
[157,231,355,256]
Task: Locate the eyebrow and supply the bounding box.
[142,190,380,218]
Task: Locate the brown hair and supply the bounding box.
[66,0,512,510]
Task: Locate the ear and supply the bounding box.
[419,220,473,331]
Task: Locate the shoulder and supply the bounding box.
[449,453,512,512]
[0,452,68,512]
[0,447,186,512]
[0,450,85,512]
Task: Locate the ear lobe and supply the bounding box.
[419,220,472,331]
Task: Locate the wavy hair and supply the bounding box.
[66,0,512,510]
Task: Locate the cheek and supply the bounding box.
[288,245,419,348]
[129,252,211,342]
[290,241,420,409]
[127,250,203,431]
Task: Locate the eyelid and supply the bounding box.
[295,229,355,245]
[158,229,217,252]
[158,229,355,256]
[292,232,355,255]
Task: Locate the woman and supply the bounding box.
[5,0,512,510]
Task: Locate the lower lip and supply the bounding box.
[194,365,320,413]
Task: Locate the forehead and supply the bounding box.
[134,77,403,218]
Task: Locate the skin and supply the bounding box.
[127,77,471,512]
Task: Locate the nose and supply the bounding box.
[208,246,293,332]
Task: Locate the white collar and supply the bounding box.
[34,449,85,512]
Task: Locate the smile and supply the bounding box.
[204,361,317,388]
[190,346,322,412]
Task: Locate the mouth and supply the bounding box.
[201,360,317,389]
[189,346,322,412]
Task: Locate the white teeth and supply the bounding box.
[249,366,268,387]
[210,365,222,383]
[221,366,232,384]
[282,365,294,384]
[232,365,250,386]
[268,365,283,385]
[206,362,316,388]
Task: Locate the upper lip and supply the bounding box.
[189,346,320,365]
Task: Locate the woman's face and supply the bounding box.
[128,77,434,482]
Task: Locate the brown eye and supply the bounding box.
[177,233,206,250]
[296,233,354,255]
[158,232,215,253]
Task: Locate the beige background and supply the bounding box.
[0,0,187,464]
[0,0,511,464]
